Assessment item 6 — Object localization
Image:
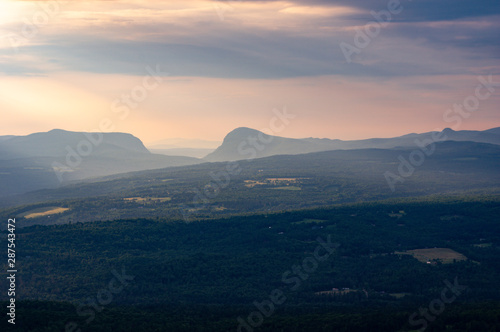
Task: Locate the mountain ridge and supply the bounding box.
[0,129,201,197]
[204,126,500,162]
[0,129,150,160]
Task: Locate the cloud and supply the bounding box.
[0,0,498,79]
[254,0,500,22]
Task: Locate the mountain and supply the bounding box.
[204,127,336,162]
[485,127,500,135]
[0,135,15,142]
[2,140,499,224]
[0,129,201,197]
[2,126,499,204]
[0,129,148,160]
[204,126,500,162]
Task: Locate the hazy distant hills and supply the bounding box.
[204,127,500,162]
[1,126,499,202]
[147,138,220,158]
[0,135,15,142]
[147,137,221,149]
[2,139,499,224]
[0,129,148,159]
[0,129,201,197]
[149,148,216,158]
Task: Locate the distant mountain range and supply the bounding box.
[204,127,500,162]
[1,126,499,198]
[0,129,201,197]
[2,139,499,223]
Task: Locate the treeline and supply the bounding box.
[1,300,500,331]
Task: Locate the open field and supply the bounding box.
[266,177,301,182]
[269,186,302,191]
[124,197,171,203]
[22,207,70,219]
[396,248,467,264]
[244,177,304,188]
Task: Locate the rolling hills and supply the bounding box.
[0,129,201,197]
[2,140,499,227]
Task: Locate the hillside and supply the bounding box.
[2,140,499,226]
[204,126,500,162]
[0,129,201,197]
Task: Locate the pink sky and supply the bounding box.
[0,0,499,143]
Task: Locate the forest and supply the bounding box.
[1,196,499,331]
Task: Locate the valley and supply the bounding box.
[1,127,499,331]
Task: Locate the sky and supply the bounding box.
[0,0,499,144]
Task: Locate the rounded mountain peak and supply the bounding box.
[223,127,265,142]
